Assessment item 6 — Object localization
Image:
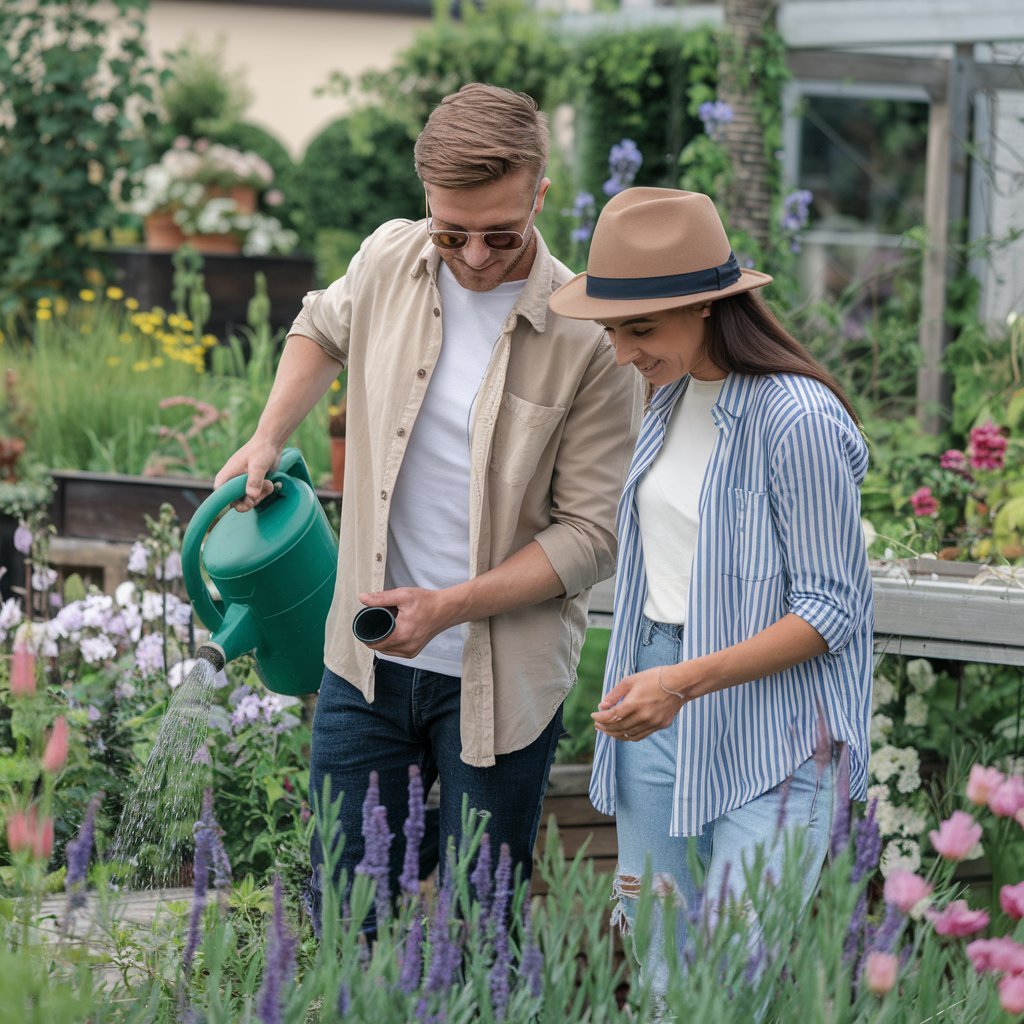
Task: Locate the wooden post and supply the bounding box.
[917,44,974,433]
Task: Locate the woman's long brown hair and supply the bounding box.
[704,291,859,424]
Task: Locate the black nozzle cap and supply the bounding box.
[196,643,226,672]
[352,606,397,645]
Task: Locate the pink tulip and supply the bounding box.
[989,777,1024,818]
[1001,882,1024,921]
[929,810,983,861]
[32,814,54,860]
[883,870,933,913]
[999,974,1024,1015]
[967,937,1024,975]
[41,716,69,773]
[929,899,990,937]
[10,645,36,697]
[5,811,30,853]
[966,764,1006,806]
[864,951,899,995]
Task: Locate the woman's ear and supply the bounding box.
[701,303,712,319]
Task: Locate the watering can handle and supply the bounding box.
[182,448,311,632]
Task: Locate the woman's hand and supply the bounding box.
[592,664,699,742]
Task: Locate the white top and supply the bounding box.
[637,375,725,624]
[380,262,527,675]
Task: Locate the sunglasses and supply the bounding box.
[425,188,539,252]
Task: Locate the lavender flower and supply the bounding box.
[400,765,426,898]
[830,744,852,858]
[183,798,215,972]
[563,191,596,244]
[872,903,904,954]
[422,854,463,1001]
[488,842,515,1019]
[256,875,298,1024]
[357,804,394,926]
[851,798,881,885]
[398,912,424,994]
[13,522,33,555]
[780,189,813,253]
[520,902,544,999]
[698,99,734,140]
[127,541,149,574]
[64,792,103,920]
[336,982,350,1015]
[471,833,493,918]
[603,139,643,197]
[134,631,164,674]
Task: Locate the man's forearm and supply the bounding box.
[255,335,344,447]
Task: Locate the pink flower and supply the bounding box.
[940,448,968,472]
[41,716,69,773]
[967,936,1024,974]
[999,974,1024,1015]
[910,486,939,517]
[929,899,990,937]
[930,810,982,861]
[264,188,284,207]
[5,808,54,860]
[10,645,36,697]
[1001,882,1024,921]
[864,951,899,995]
[968,421,1008,471]
[883,870,933,913]
[989,777,1024,818]
[967,764,1006,806]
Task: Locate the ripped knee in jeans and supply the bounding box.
[610,870,682,934]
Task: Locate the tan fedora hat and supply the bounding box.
[549,187,772,320]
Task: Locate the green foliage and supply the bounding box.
[157,35,253,148]
[295,110,422,250]
[0,0,159,315]
[576,24,711,198]
[556,628,609,764]
[215,121,302,232]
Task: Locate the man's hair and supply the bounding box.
[414,83,549,189]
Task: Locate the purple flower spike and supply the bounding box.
[851,798,881,885]
[357,803,394,925]
[336,981,350,1015]
[398,913,424,994]
[488,842,514,1019]
[65,792,103,919]
[362,769,381,839]
[184,794,215,972]
[256,876,298,1024]
[471,833,493,919]
[830,744,852,858]
[400,765,426,898]
[603,139,643,197]
[521,902,544,999]
[423,857,463,1002]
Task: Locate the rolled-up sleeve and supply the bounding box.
[769,411,869,653]
[534,339,642,597]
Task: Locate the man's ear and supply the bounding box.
[536,176,552,213]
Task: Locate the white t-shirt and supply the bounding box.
[380,263,527,675]
[637,375,725,625]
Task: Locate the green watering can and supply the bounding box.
[182,448,338,696]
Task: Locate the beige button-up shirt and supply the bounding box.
[289,218,641,766]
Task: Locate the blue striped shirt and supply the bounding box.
[590,372,874,836]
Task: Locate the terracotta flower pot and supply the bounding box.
[144,210,185,251]
[183,232,243,255]
[205,184,258,215]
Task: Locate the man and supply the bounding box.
[214,83,640,919]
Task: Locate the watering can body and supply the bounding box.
[182,448,338,696]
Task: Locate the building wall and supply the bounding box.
[147,2,429,158]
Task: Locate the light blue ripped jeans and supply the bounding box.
[613,616,839,999]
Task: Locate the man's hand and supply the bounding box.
[591,666,691,742]
[356,587,456,659]
[214,439,280,512]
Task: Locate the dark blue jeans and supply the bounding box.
[308,659,563,927]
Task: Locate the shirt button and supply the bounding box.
[417,368,426,378]
[380,490,387,500]
[433,307,440,317]
[375,552,383,562]
[397,427,405,437]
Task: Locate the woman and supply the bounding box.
[549,188,872,995]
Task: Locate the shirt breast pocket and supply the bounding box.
[489,392,565,487]
[724,488,783,582]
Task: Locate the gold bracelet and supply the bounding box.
[658,665,686,702]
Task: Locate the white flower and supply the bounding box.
[870,713,893,744]
[879,838,922,879]
[872,673,896,709]
[135,632,165,674]
[141,591,165,622]
[0,597,23,634]
[167,659,197,690]
[32,567,58,591]
[905,659,935,694]
[81,593,114,629]
[115,580,138,608]
[904,693,929,728]
[127,542,149,574]
[861,517,877,549]
[80,634,117,664]
[15,622,58,657]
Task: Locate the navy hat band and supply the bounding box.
[585,251,741,301]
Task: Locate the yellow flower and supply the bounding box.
[106,356,121,367]
[330,379,342,392]
[167,313,181,328]
[36,308,52,321]
[201,334,217,348]
[119,333,132,344]
[79,289,96,302]
[124,297,139,311]
[139,323,155,335]
[151,356,164,368]
[328,404,340,417]
[132,360,150,372]
[106,286,124,301]
[55,297,68,315]
[180,318,193,330]
[37,297,52,309]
